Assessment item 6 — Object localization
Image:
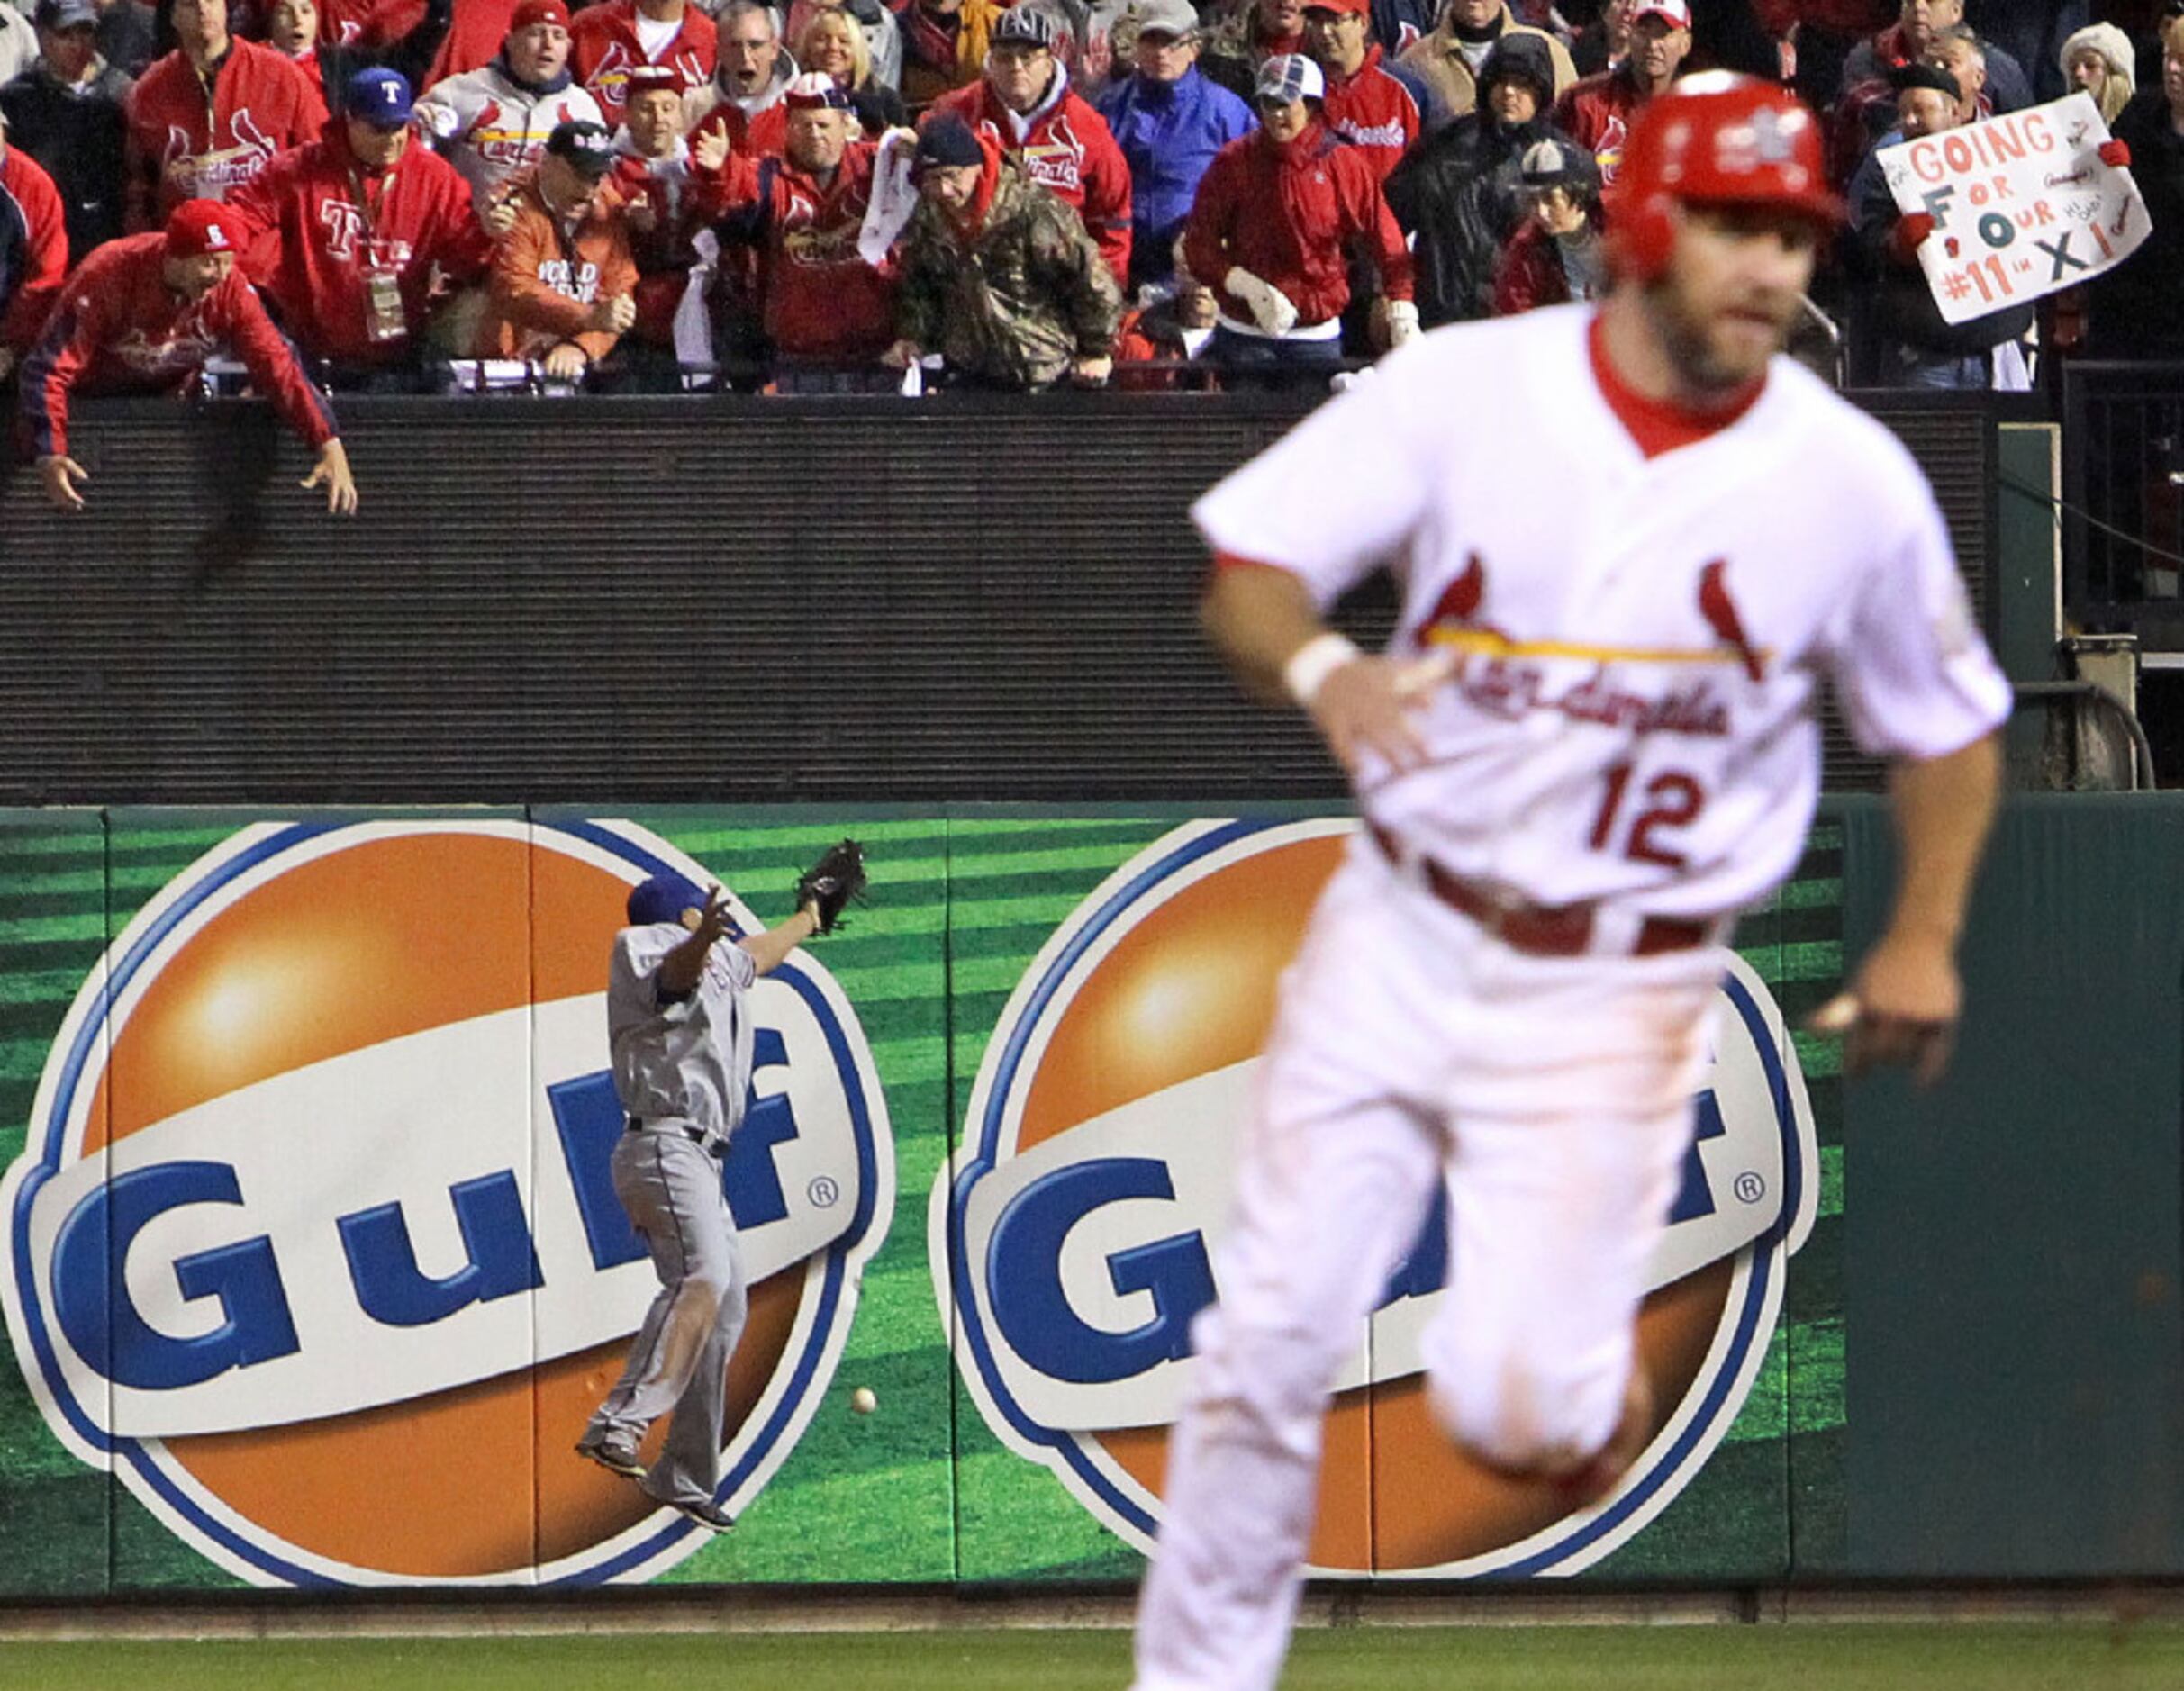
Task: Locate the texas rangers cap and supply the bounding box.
[165,198,240,258]
[623,63,686,99]
[627,873,707,928]
[991,5,1058,49]
[1631,0,1690,25]
[509,0,570,28]
[546,117,617,176]
[1132,0,1201,40]
[1255,52,1325,104]
[912,113,986,173]
[346,66,414,127]
[784,69,856,109]
[33,0,99,31]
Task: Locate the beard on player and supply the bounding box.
[1642,202,1821,397]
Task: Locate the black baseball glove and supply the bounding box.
[795,838,868,936]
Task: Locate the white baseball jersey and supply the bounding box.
[417,66,605,213]
[607,923,758,1139]
[1192,303,2012,920]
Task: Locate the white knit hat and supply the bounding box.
[2059,22,2134,83]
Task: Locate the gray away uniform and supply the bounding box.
[584,920,758,1510]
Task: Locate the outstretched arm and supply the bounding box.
[738,907,820,978]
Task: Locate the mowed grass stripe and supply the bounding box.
[14,1624,2184,1691]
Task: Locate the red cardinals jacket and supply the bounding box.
[701,140,897,361]
[570,0,717,122]
[1184,120,1413,329]
[1319,44,1427,182]
[228,121,492,364]
[929,73,1132,284]
[1,146,68,355]
[20,231,337,457]
[611,142,711,345]
[320,0,428,47]
[123,40,331,230]
[425,0,522,84]
[1551,66,1645,185]
[690,91,788,159]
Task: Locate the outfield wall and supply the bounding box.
[1,796,2172,1596]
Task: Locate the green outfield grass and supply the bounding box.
[4,1624,2183,1690]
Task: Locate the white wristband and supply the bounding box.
[1282,632,1362,707]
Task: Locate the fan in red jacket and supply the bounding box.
[1184,54,1415,366]
[610,64,717,352]
[0,134,68,377]
[228,66,495,373]
[700,74,897,367]
[926,5,1131,284]
[124,0,330,230]
[424,0,523,84]
[1549,0,1689,184]
[1301,0,1436,180]
[570,0,716,123]
[19,199,354,513]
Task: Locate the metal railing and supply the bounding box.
[2059,361,2184,647]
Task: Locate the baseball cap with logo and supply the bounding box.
[991,5,1059,49]
[784,68,856,109]
[1889,59,1962,100]
[33,0,99,31]
[912,113,987,174]
[546,117,616,176]
[1255,51,1325,104]
[1631,0,1691,25]
[509,0,570,28]
[346,66,414,127]
[1133,0,1200,39]
[166,199,240,258]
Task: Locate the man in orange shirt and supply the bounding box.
[476,115,637,379]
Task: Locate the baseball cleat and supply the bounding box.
[575,1432,646,1478]
[657,1495,736,1533]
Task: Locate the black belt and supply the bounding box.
[1366,823,1717,959]
[627,1117,727,1160]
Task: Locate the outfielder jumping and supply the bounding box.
[576,841,867,1532]
[1133,75,2007,1689]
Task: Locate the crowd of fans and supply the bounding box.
[0,0,2180,503]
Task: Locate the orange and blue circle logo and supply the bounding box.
[0,818,892,1587]
[938,818,1814,1574]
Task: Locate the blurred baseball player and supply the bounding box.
[576,842,865,1531]
[1133,72,2007,1690]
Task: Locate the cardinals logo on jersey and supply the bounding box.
[165,111,279,196]
[1593,114,1629,185]
[938,819,1817,1575]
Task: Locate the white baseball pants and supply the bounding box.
[587,1129,749,1508]
[1132,839,1725,1691]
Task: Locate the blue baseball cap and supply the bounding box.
[346,66,414,128]
[627,873,707,928]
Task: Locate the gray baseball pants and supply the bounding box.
[586,1128,748,1508]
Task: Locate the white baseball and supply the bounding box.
[850,1387,878,1415]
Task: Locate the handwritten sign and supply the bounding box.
[1877,92,2149,325]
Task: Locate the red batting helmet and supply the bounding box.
[1607,71,1844,282]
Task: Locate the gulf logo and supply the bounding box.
[0,818,892,1587]
[937,818,1816,1574]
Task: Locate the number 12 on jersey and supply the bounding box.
[1589,762,1705,869]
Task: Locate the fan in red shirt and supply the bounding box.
[0,132,68,379]
[227,65,498,377]
[610,63,720,360]
[570,0,716,124]
[123,0,329,230]
[1300,0,1437,180]
[700,73,897,375]
[688,0,793,159]
[19,198,354,513]
[1550,0,1690,184]
[926,5,1131,284]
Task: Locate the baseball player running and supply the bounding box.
[1132,73,2008,1690]
[577,842,865,1531]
